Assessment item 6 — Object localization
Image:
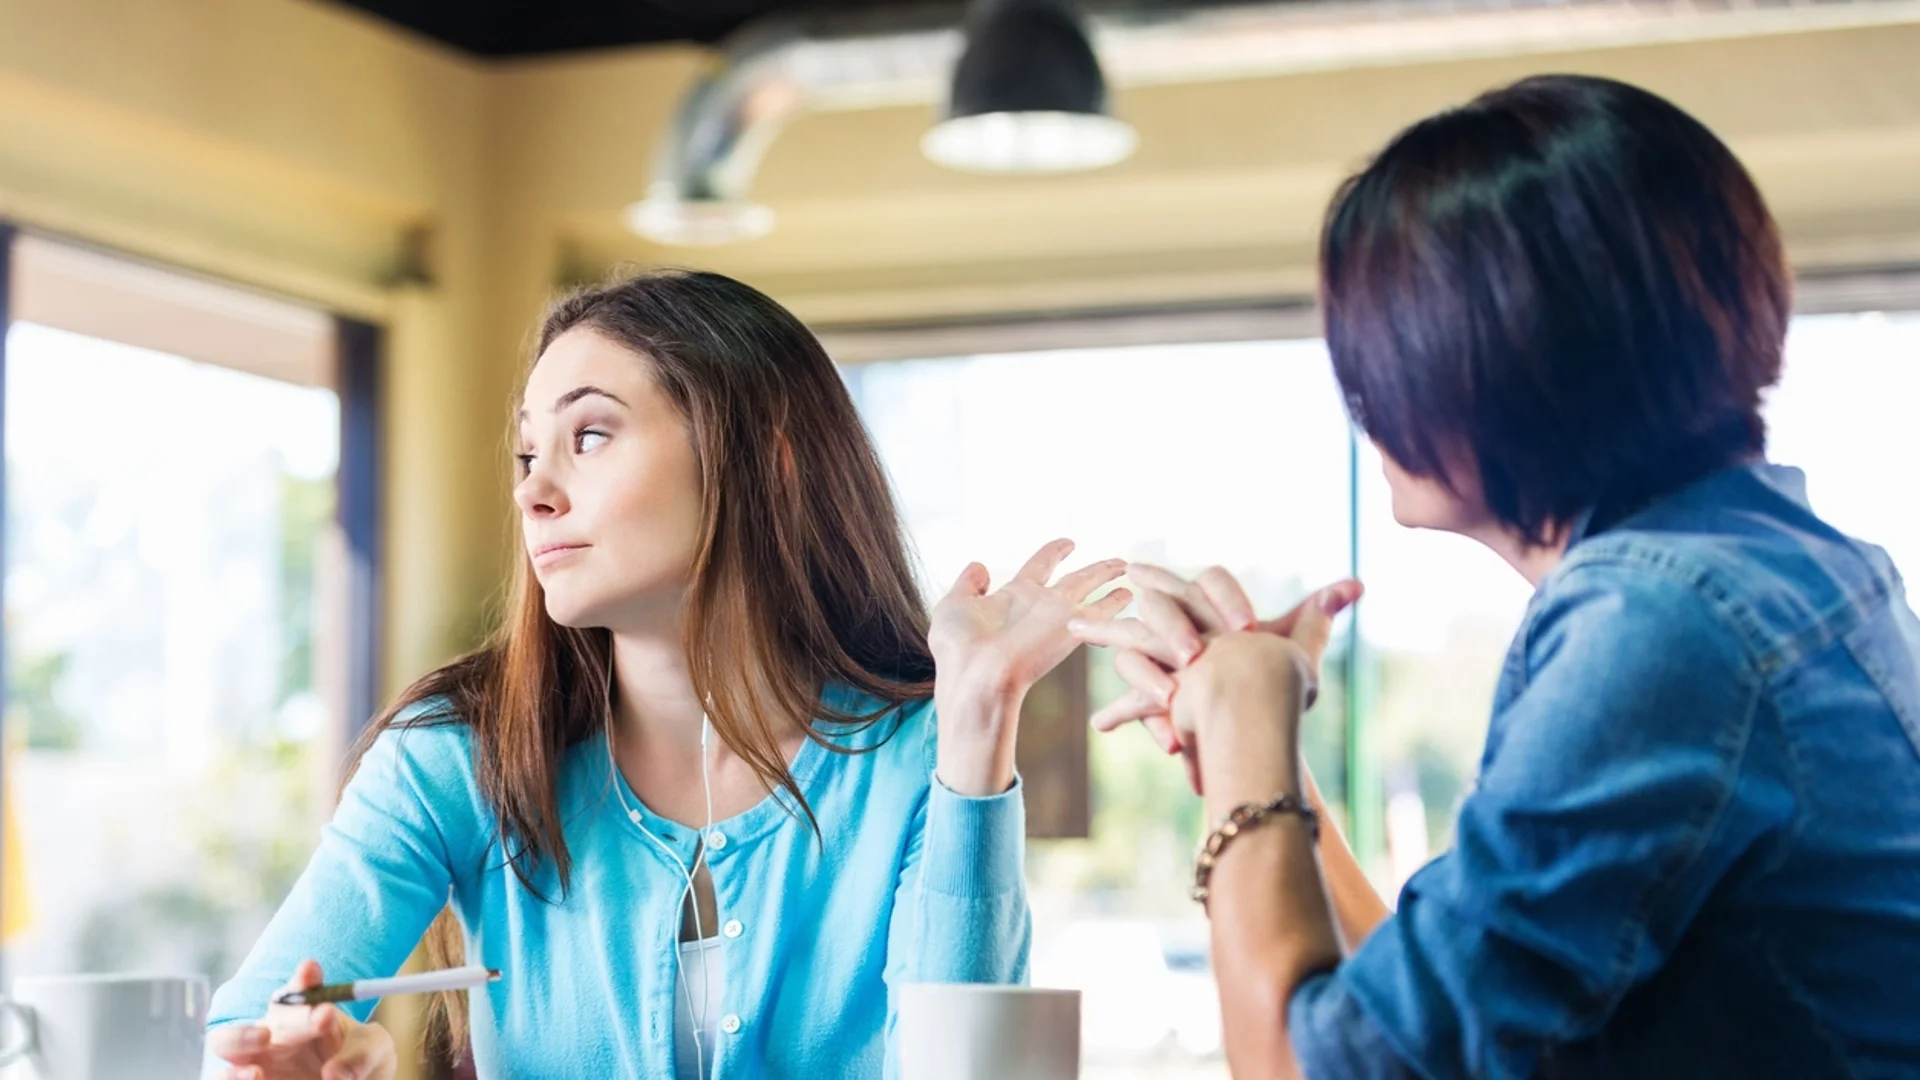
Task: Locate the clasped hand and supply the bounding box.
[1070,564,1362,798]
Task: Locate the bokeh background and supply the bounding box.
[1,1,1918,1076]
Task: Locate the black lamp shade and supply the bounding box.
[944,0,1111,121]
[924,0,1138,173]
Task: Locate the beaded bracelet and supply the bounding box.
[1191,794,1320,909]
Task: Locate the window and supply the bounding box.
[1767,311,1920,573]
[1358,306,1920,892]
[1351,443,1533,890]
[0,236,369,985]
[847,336,1351,1077]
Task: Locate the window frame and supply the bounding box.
[0,227,385,971]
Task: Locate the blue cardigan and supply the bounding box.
[208,689,1030,1078]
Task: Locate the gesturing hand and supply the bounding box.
[929,538,1131,795]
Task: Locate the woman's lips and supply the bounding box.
[532,543,588,568]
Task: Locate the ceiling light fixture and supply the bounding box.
[923,0,1138,175]
[622,182,776,247]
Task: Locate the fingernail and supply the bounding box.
[1320,589,1346,613]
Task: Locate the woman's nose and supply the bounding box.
[514,467,568,518]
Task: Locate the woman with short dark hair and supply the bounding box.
[1075,75,1920,1078]
[1323,72,1789,547]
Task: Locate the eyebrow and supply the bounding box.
[516,385,628,424]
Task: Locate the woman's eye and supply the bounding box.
[514,452,535,474]
[575,429,608,453]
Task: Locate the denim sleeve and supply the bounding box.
[1290,972,1429,1080]
[1291,559,1791,1080]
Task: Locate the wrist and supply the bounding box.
[933,684,1024,797]
[1185,657,1306,816]
[1185,637,1310,714]
[1202,744,1304,820]
[935,678,1025,729]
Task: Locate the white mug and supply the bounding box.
[897,984,1080,1080]
[0,973,210,1080]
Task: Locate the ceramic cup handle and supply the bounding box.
[0,999,33,1064]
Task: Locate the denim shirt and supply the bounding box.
[1290,463,1920,1080]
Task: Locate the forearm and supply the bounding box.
[1302,768,1393,952]
[1208,824,1343,1079]
[932,680,1023,797]
[1194,668,1344,1080]
[882,770,1033,1039]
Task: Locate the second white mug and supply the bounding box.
[897,983,1080,1080]
[0,973,209,1080]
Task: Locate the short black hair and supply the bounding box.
[1321,74,1790,544]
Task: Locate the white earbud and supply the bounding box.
[606,674,723,1078]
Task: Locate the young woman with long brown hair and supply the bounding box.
[205,270,1127,1080]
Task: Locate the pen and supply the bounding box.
[272,965,502,1006]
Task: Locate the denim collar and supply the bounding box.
[1563,460,1803,552]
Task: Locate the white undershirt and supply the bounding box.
[673,936,725,1080]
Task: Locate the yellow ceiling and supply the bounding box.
[510,22,1920,323]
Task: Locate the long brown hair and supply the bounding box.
[345,269,936,1055]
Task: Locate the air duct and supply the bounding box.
[626,0,1920,245]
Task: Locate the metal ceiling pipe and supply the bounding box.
[624,4,963,244]
[626,0,1920,245]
